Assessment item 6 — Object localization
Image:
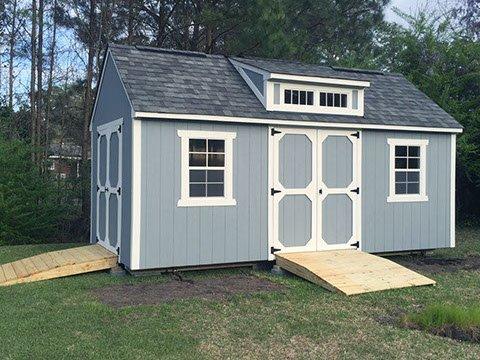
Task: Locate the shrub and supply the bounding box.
[0,137,72,244]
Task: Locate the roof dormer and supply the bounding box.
[230,58,370,117]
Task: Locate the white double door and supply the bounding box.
[96,119,123,253]
[269,127,361,255]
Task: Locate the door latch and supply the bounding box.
[350,241,359,248]
[350,187,360,194]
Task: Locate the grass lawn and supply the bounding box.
[1,229,480,359]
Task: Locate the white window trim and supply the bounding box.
[177,130,237,207]
[266,82,364,116]
[387,138,429,203]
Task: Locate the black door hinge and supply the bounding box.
[319,189,323,194]
[118,125,122,133]
[350,187,360,194]
[351,131,360,138]
[350,241,359,248]
[271,188,281,196]
[271,128,282,136]
[116,247,120,255]
[271,246,281,254]
[117,187,121,195]
[96,185,100,192]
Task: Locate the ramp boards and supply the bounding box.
[0,245,117,287]
[275,250,435,295]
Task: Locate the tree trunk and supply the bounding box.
[127,0,134,44]
[37,0,44,166]
[8,0,18,109]
[80,0,97,232]
[30,0,37,161]
[45,0,57,162]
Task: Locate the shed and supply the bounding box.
[90,44,462,272]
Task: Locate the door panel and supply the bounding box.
[322,194,353,245]
[272,128,317,253]
[318,130,360,250]
[96,119,123,254]
[279,194,312,247]
[270,127,361,256]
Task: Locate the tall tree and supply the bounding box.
[30,0,37,160]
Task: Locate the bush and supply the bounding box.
[0,137,73,245]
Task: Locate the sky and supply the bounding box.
[386,0,460,26]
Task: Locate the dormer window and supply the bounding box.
[284,90,314,106]
[320,92,348,108]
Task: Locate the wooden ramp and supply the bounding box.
[276,250,435,295]
[0,245,117,287]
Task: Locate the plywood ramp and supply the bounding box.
[0,245,117,287]
[276,250,435,295]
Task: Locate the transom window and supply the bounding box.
[284,89,314,105]
[178,130,236,207]
[387,139,429,202]
[319,92,347,108]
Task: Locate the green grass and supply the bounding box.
[1,228,480,359]
[405,304,480,330]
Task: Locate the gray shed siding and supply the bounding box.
[361,130,452,252]
[90,53,133,267]
[139,120,268,269]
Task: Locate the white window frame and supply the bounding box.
[177,130,237,207]
[387,138,429,203]
[266,82,365,116]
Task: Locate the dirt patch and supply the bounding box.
[394,255,480,274]
[92,275,285,308]
[402,321,480,343]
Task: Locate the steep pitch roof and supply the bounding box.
[108,44,462,130]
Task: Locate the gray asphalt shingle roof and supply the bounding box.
[109,44,461,130]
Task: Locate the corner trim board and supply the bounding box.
[130,118,142,270]
[450,134,456,247]
[133,112,463,134]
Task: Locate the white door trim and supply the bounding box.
[96,118,123,254]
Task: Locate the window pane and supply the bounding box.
[341,94,347,108]
[334,93,340,107]
[190,184,206,197]
[190,170,206,182]
[292,90,299,104]
[189,139,206,152]
[408,146,420,157]
[189,153,206,166]
[208,139,224,153]
[299,91,306,105]
[395,171,407,182]
[408,158,420,169]
[395,183,407,194]
[284,90,291,104]
[320,92,326,106]
[395,146,407,156]
[307,91,314,105]
[207,184,224,197]
[327,93,334,106]
[395,158,407,169]
[208,153,224,167]
[407,183,419,194]
[407,172,419,182]
[207,170,224,182]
